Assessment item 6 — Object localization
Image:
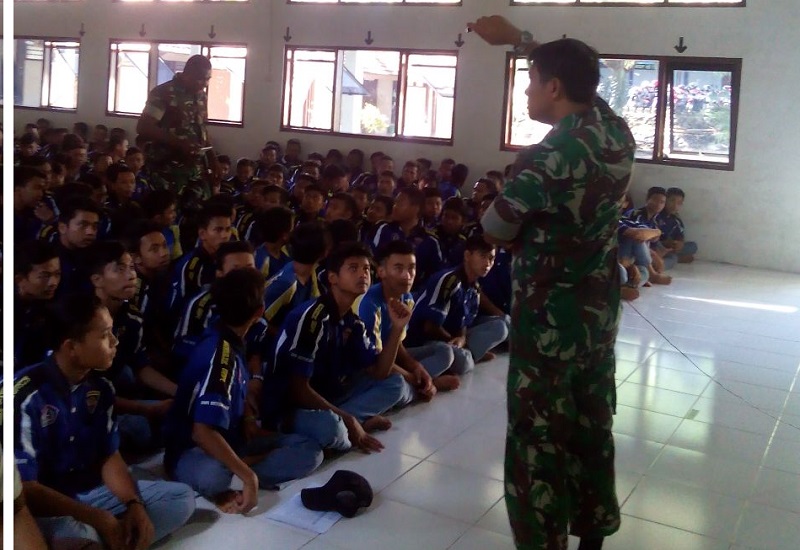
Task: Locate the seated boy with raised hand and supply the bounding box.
[254,205,294,280]
[262,222,326,337]
[13,294,195,547]
[656,187,698,268]
[271,242,411,453]
[358,241,459,399]
[88,241,178,452]
[166,268,323,514]
[406,235,509,375]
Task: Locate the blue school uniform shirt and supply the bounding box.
[108,301,149,396]
[255,244,292,280]
[435,226,467,267]
[164,324,250,473]
[372,221,443,287]
[355,283,414,351]
[657,212,686,241]
[13,357,119,498]
[406,267,480,347]
[263,262,321,331]
[481,247,512,315]
[169,246,217,316]
[273,293,379,405]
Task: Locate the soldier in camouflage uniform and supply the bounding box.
[470,16,636,550]
[136,54,219,200]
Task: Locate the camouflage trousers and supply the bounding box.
[505,340,620,550]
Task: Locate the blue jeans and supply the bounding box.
[406,342,455,378]
[451,315,510,375]
[172,434,323,498]
[619,237,652,267]
[36,480,195,545]
[290,373,408,451]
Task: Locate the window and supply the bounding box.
[5,38,80,110]
[512,0,743,6]
[107,40,247,124]
[503,54,741,170]
[289,0,459,4]
[115,1,246,3]
[283,47,458,143]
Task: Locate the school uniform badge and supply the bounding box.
[41,405,59,428]
[86,391,101,414]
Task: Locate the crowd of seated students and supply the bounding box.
[10,120,519,546]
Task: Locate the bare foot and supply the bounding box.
[620,287,640,301]
[433,375,461,392]
[643,281,652,288]
[650,273,672,285]
[678,255,695,264]
[477,351,496,363]
[214,490,243,514]
[363,415,392,433]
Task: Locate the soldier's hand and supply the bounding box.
[467,16,523,47]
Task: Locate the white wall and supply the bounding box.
[13,0,800,272]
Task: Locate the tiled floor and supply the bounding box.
[154,262,800,550]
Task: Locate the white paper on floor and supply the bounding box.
[263,493,342,534]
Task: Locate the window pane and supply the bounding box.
[665,68,733,163]
[598,58,659,160]
[336,50,400,137]
[109,43,151,114]
[208,46,247,123]
[48,43,80,109]
[402,53,456,140]
[506,57,551,148]
[15,39,45,107]
[285,50,336,130]
[157,43,202,86]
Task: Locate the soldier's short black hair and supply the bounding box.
[328,241,373,276]
[528,38,601,104]
[212,268,265,328]
[185,54,212,74]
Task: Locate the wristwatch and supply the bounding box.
[513,30,534,55]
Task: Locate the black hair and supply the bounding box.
[423,187,443,200]
[19,132,38,146]
[666,187,685,199]
[287,138,301,147]
[62,134,86,152]
[303,184,325,198]
[125,146,143,157]
[142,189,177,219]
[328,219,359,248]
[59,197,102,226]
[109,127,127,140]
[465,235,495,254]
[123,220,165,255]
[215,240,254,271]
[76,173,106,191]
[376,239,414,264]
[379,171,396,180]
[380,155,394,163]
[257,206,294,242]
[185,54,212,73]
[528,38,600,104]
[417,158,432,171]
[321,163,347,181]
[326,149,344,162]
[329,193,358,219]
[350,185,369,196]
[106,162,134,184]
[347,148,365,165]
[14,165,46,188]
[197,201,235,229]
[18,154,50,169]
[308,152,325,163]
[647,186,667,199]
[475,177,499,194]
[421,169,441,184]
[73,122,89,139]
[217,154,231,165]
[327,241,373,276]
[267,163,287,176]
[87,240,128,277]
[398,187,425,210]
[94,124,108,132]
[290,222,328,265]
[15,240,59,277]
[442,197,469,218]
[372,195,394,216]
[212,268,265,328]
[53,183,92,209]
[236,157,255,169]
[451,163,469,186]
[294,173,318,187]
[107,135,127,151]
[50,294,106,347]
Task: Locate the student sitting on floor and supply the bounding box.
[165,268,322,514]
[270,242,412,453]
[296,184,327,225]
[14,240,61,371]
[435,197,469,267]
[362,195,393,245]
[254,206,294,280]
[406,236,510,375]
[13,294,196,546]
[629,186,673,277]
[142,189,182,260]
[656,186,699,268]
[358,240,460,399]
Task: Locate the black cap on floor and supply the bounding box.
[300,470,374,518]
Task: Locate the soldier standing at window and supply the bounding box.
[470,15,636,550]
[137,54,220,201]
